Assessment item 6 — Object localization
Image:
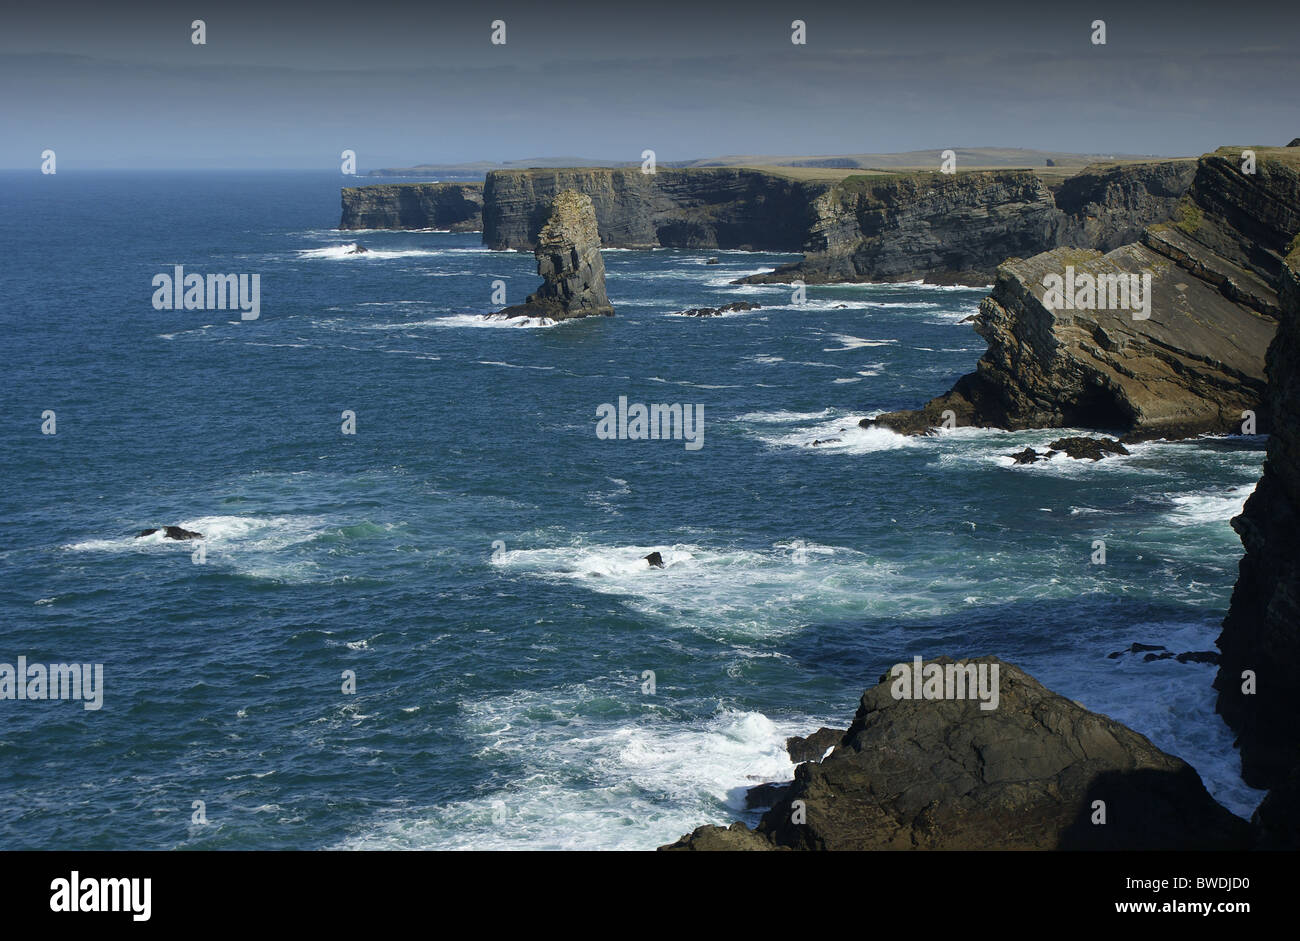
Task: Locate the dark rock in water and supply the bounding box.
[495,190,614,321]
[1047,437,1130,460]
[345,244,368,254]
[1010,447,1042,464]
[744,782,790,809]
[137,526,203,540]
[810,437,841,447]
[644,551,665,569]
[957,314,977,323]
[786,727,844,764]
[662,657,1251,851]
[1175,651,1220,665]
[705,257,720,265]
[673,301,761,318]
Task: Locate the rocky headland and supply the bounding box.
[493,190,613,321]
[866,147,1300,441]
[663,657,1251,851]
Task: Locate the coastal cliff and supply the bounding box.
[662,658,1250,851]
[868,147,1299,440]
[1216,241,1300,842]
[482,167,826,251]
[339,182,483,231]
[337,161,1191,283]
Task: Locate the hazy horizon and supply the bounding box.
[3,0,1298,170]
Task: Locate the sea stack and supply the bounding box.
[497,190,614,320]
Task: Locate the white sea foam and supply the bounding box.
[821,334,897,351]
[335,700,808,850]
[429,313,559,329]
[1165,484,1256,527]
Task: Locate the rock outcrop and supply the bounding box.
[494,190,613,321]
[1216,239,1300,817]
[137,526,203,540]
[339,182,483,231]
[868,147,1299,441]
[661,657,1251,851]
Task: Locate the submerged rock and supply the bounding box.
[137,526,203,540]
[662,657,1251,851]
[673,301,760,317]
[644,551,665,569]
[495,190,614,321]
[345,244,368,254]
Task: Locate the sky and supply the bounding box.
[2,0,1298,169]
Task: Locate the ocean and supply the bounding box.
[0,170,1267,849]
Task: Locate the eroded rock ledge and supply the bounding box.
[494,190,613,321]
[662,657,1251,851]
[866,147,1300,441]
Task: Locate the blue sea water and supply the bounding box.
[0,170,1268,849]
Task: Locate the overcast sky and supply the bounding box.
[3,0,1297,169]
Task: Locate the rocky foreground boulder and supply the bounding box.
[662,657,1251,851]
[867,146,1300,440]
[495,190,614,321]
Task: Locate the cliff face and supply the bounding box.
[662,658,1250,851]
[495,190,613,320]
[742,161,1196,286]
[1216,243,1300,798]
[339,182,483,231]
[1052,160,1198,252]
[481,167,827,251]
[746,170,1060,285]
[336,162,1191,283]
[870,148,1299,440]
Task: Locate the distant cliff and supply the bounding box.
[482,167,826,251]
[336,162,1192,283]
[339,182,483,231]
[868,147,1297,441]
